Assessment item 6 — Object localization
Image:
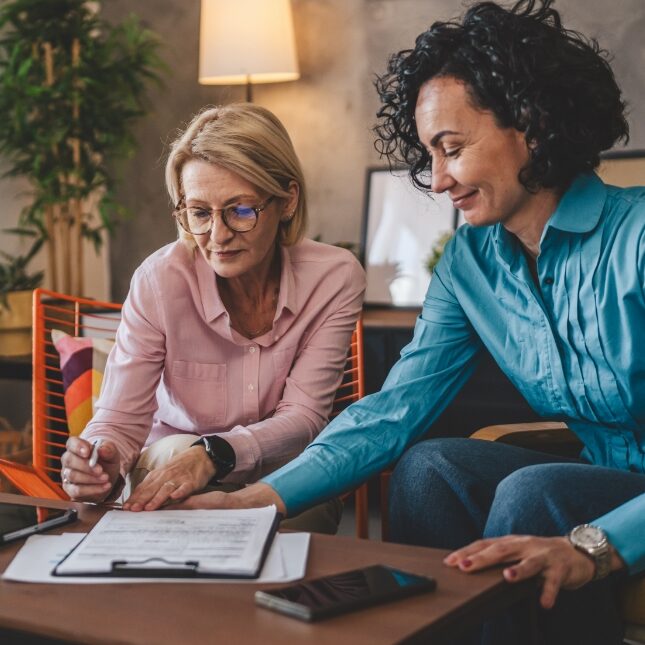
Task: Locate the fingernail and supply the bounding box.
[506,568,517,579]
[461,558,472,568]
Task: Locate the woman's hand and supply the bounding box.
[61,437,120,502]
[123,446,216,511]
[174,482,288,515]
[443,535,624,610]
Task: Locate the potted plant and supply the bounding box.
[0,238,44,356]
[426,231,454,275]
[0,0,164,296]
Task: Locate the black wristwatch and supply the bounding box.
[191,435,236,480]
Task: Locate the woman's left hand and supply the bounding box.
[444,535,606,610]
[123,447,215,511]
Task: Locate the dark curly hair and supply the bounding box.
[374,0,629,193]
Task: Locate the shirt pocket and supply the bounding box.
[171,361,227,426]
[272,346,297,384]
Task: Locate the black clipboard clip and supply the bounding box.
[110,557,200,577]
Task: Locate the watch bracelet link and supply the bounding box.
[567,524,612,581]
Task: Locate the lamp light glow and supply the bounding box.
[199,0,300,88]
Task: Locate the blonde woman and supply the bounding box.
[60,104,365,532]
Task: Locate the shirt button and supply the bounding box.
[544,277,554,285]
[247,384,254,392]
[248,346,256,354]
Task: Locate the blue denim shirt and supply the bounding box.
[264,173,645,573]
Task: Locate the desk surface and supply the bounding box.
[0,493,533,645]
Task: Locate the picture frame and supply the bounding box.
[597,149,645,188]
[360,166,458,308]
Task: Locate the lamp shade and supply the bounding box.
[199,0,300,86]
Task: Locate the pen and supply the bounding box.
[89,439,103,468]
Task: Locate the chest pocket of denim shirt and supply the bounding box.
[171,361,227,425]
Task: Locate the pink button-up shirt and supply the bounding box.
[82,239,366,483]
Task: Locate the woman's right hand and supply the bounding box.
[61,437,121,502]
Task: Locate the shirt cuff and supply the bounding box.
[594,492,645,574]
[262,448,336,516]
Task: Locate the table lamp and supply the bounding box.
[198,0,300,102]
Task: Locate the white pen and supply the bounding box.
[89,438,103,468]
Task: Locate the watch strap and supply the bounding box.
[191,435,236,480]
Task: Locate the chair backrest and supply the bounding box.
[32,289,122,490]
[331,317,365,418]
[329,317,368,539]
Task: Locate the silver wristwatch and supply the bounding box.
[567,524,612,581]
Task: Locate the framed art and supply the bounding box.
[361,167,459,307]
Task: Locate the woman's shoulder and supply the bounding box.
[286,238,365,290]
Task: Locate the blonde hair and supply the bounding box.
[165,103,307,247]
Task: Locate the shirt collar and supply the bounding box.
[543,172,606,235]
[195,244,297,323]
[195,249,225,322]
[276,244,297,317]
[492,172,607,267]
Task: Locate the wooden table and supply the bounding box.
[0,493,536,645]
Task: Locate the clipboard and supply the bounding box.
[52,507,281,579]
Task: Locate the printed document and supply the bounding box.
[54,505,278,578]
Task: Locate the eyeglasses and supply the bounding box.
[173,196,275,235]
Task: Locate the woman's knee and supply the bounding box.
[485,464,575,537]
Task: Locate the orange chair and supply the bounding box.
[330,318,367,538]
[0,289,122,498]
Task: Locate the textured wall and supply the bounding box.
[4,0,639,301]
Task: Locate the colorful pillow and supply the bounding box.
[51,330,115,437]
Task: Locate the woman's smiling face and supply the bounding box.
[415,76,537,229]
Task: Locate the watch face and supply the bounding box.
[571,524,605,549]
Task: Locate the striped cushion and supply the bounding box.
[51,330,115,436]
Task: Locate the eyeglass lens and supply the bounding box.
[180,205,258,234]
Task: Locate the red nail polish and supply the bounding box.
[461,558,472,568]
[507,568,517,579]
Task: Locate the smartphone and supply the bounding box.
[255,564,436,621]
[0,502,78,545]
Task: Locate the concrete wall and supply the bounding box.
[1,0,644,302]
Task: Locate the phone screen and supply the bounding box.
[0,502,76,544]
[256,565,436,620]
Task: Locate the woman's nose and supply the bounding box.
[430,158,455,194]
[210,213,234,244]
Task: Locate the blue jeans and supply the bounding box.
[389,438,645,645]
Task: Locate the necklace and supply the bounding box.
[224,285,280,339]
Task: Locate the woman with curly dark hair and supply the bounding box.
[177,2,644,642]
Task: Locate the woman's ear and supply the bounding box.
[281,180,300,222]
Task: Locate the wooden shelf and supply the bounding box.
[362,307,420,329]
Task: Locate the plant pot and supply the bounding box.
[0,290,33,357]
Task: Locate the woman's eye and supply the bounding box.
[445,148,461,158]
[188,208,211,219]
[231,205,256,218]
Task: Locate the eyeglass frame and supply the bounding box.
[173,195,276,235]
